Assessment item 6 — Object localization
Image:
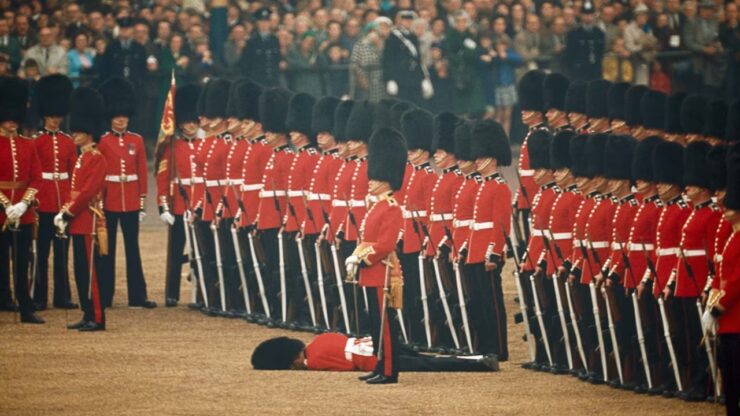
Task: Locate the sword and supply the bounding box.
[580,242,609,382]
[284,195,318,327]
[542,231,574,370]
[441,223,472,352]
[407,206,432,349]
[247,231,270,319]
[177,185,209,309]
[330,242,351,331]
[267,181,288,323]
[205,190,227,312]
[504,232,537,363]
[345,195,366,334]
[223,178,255,315]
[304,195,331,329]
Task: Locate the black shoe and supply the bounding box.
[20,313,45,324]
[521,361,537,370]
[33,302,47,311]
[265,319,278,328]
[480,354,500,371]
[245,314,259,323]
[54,301,79,309]
[677,388,706,402]
[568,368,581,377]
[78,321,105,332]
[634,384,648,395]
[0,301,18,312]
[607,379,621,388]
[661,389,677,398]
[165,298,178,307]
[621,381,637,391]
[187,302,203,310]
[588,374,606,385]
[550,365,569,375]
[129,300,157,309]
[647,385,664,396]
[67,319,88,330]
[366,374,398,385]
[358,372,377,381]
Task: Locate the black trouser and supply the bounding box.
[304,234,328,328]
[656,296,683,391]
[400,250,424,345]
[217,218,242,311]
[468,263,508,359]
[100,211,148,306]
[427,256,460,350]
[540,269,565,370]
[524,269,553,366]
[577,282,603,377]
[196,220,220,310]
[72,234,105,324]
[315,239,341,330]
[164,214,186,302]
[34,212,72,306]
[258,228,282,319]
[398,346,495,372]
[0,224,35,316]
[719,333,740,416]
[340,239,369,335]
[675,296,709,394]
[286,231,310,324]
[367,286,400,378]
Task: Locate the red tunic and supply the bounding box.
[652,196,691,297]
[581,196,617,283]
[514,128,542,210]
[451,172,481,252]
[155,137,202,215]
[193,135,230,222]
[328,158,352,241]
[64,145,107,235]
[238,136,272,228]
[303,149,343,235]
[712,218,732,273]
[522,184,558,271]
[674,200,723,298]
[467,172,512,264]
[544,185,579,275]
[626,195,662,289]
[606,194,640,286]
[714,231,740,334]
[400,162,435,254]
[425,166,464,256]
[357,194,403,287]
[256,145,294,230]
[221,137,249,219]
[285,146,320,233]
[0,133,41,225]
[571,193,598,284]
[343,157,368,242]
[32,130,76,213]
[305,333,377,371]
[98,131,148,212]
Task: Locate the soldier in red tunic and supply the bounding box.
[466,119,512,360]
[606,82,630,135]
[345,127,406,384]
[31,74,77,310]
[564,81,589,133]
[155,84,202,307]
[0,77,44,323]
[97,78,155,308]
[704,141,740,416]
[543,73,571,133]
[623,85,648,138]
[56,87,108,331]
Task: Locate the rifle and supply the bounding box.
[268,180,288,323]
[542,231,574,371]
[323,199,351,332]
[284,192,318,328]
[406,204,433,349]
[177,184,209,309]
[205,189,227,313]
[579,241,609,382]
[219,186,253,316]
[503,231,537,363]
[303,194,331,329]
[345,194,365,336]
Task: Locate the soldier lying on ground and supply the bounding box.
[251,332,500,372]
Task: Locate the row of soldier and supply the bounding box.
[512,69,739,410]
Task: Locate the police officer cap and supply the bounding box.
[253,7,272,21]
[581,0,596,14]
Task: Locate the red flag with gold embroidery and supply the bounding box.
[154,71,176,165]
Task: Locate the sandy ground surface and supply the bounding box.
[0,220,723,416]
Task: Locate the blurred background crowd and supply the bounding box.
[0,0,738,144]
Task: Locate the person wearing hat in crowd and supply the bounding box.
[56,86,108,332]
[466,119,512,361]
[345,126,407,384]
[0,77,44,323]
[383,9,428,105]
[585,79,611,133]
[31,74,77,311]
[565,0,606,81]
[101,18,147,87]
[684,0,726,97]
[155,83,204,308]
[97,77,156,309]
[704,142,740,416]
[542,72,571,132]
[239,8,281,87]
[564,80,589,132]
[251,332,499,373]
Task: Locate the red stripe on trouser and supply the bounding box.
[377,288,393,377]
[86,235,104,324]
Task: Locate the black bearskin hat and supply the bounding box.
[550,130,575,170]
[175,84,202,126]
[99,77,136,119]
[586,79,611,119]
[226,79,262,121]
[680,94,707,135]
[368,127,408,191]
[543,73,570,111]
[401,108,433,151]
[640,90,666,130]
[454,121,473,162]
[569,134,590,178]
[312,96,340,135]
[702,99,728,139]
[69,87,104,139]
[564,80,588,115]
[286,93,316,138]
[726,99,740,142]
[0,77,28,124]
[664,92,687,134]
[471,119,512,166]
[333,100,354,142]
[604,134,637,180]
[225,79,245,119]
[526,129,551,170]
[517,70,546,112]
[632,136,662,182]
[607,82,630,121]
[433,112,459,154]
[390,101,414,130]
[724,142,740,209]
[652,140,684,186]
[586,133,608,177]
[707,145,727,191]
[36,74,73,118]
[259,87,292,134]
[684,141,712,189]
[203,78,231,119]
[346,100,375,143]
[251,337,306,370]
[624,85,648,127]
[197,80,209,117]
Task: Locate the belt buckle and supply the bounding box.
[120,174,128,182]
[53,172,60,180]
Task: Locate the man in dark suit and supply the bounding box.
[565,1,605,81]
[0,17,21,71]
[101,18,147,87]
[382,9,425,105]
[12,15,37,52]
[238,8,281,87]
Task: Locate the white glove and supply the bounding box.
[5,201,28,221]
[421,78,434,99]
[53,212,67,234]
[139,210,147,222]
[345,255,360,279]
[386,80,399,96]
[701,309,717,335]
[463,38,477,49]
[160,211,175,226]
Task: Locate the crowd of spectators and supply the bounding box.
[1,0,738,141]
